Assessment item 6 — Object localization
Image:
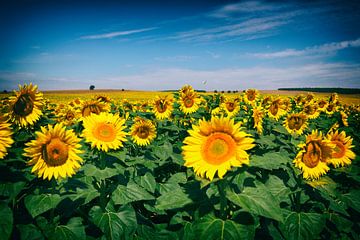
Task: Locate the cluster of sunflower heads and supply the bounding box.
[294,129,356,180]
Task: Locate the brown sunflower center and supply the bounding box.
[247,91,255,101]
[14,93,34,116]
[136,126,150,139]
[156,100,167,113]
[82,104,102,117]
[288,116,305,130]
[302,141,321,168]
[93,122,116,142]
[269,103,279,116]
[42,138,69,166]
[304,106,316,115]
[326,104,334,112]
[183,97,194,108]
[318,101,326,108]
[226,102,235,112]
[66,111,75,120]
[202,132,236,165]
[332,141,346,158]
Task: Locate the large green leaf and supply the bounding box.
[17,224,43,240]
[280,212,325,240]
[0,182,26,201]
[0,203,13,240]
[89,205,137,240]
[156,188,193,210]
[250,152,289,170]
[265,175,291,204]
[226,186,283,222]
[24,194,62,218]
[82,164,118,181]
[342,190,360,213]
[112,181,154,205]
[50,217,85,240]
[69,187,100,205]
[193,214,255,240]
[327,213,353,233]
[136,172,156,193]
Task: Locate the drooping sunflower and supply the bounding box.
[252,105,264,134]
[23,123,83,180]
[182,117,255,181]
[130,117,156,146]
[340,111,348,127]
[80,100,110,118]
[284,113,308,135]
[220,97,240,118]
[326,130,355,168]
[56,106,80,126]
[267,98,287,120]
[293,130,334,180]
[243,89,259,105]
[325,103,338,115]
[317,99,328,112]
[7,83,44,127]
[329,93,339,104]
[179,92,201,115]
[152,95,173,120]
[302,104,319,119]
[82,112,127,152]
[0,119,14,159]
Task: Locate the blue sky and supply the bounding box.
[0,0,360,91]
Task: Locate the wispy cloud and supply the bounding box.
[154,55,197,62]
[250,38,360,58]
[79,27,157,40]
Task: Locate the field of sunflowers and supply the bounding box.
[0,83,359,240]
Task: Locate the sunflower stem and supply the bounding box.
[217,179,228,220]
[50,179,57,222]
[99,151,106,169]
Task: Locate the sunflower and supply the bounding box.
[220,97,240,118]
[7,83,44,127]
[0,119,14,159]
[284,113,307,135]
[325,103,337,115]
[244,89,259,105]
[326,131,355,168]
[293,130,333,180]
[340,111,348,127]
[262,96,272,107]
[329,93,339,104]
[302,104,319,119]
[23,123,83,180]
[69,98,83,108]
[267,98,287,120]
[179,84,195,96]
[152,95,173,120]
[182,117,255,180]
[82,112,127,152]
[305,93,315,102]
[294,94,306,106]
[130,117,156,146]
[179,92,201,115]
[56,106,80,126]
[282,98,292,112]
[252,105,264,134]
[317,99,328,111]
[95,95,112,103]
[80,100,110,118]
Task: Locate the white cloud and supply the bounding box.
[79,27,157,40]
[250,38,360,58]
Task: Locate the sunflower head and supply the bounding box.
[220,97,240,117]
[179,84,195,96]
[294,130,333,180]
[317,99,328,111]
[329,93,339,104]
[153,95,173,120]
[182,117,255,180]
[305,93,315,102]
[82,112,127,152]
[95,95,112,103]
[80,100,110,118]
[179,92,201,115]
[294,94,306,105]
[284,113,307,135]
[326,130,355,168]
[325,103,337,115]
[252,105,264,134]
[23,123,83,180]
[131,117,156,146]
[244,89,259,105]
[8,83,44,127]
[302,104,319,119]
[267,98,286,120]
[56,106,80,126]
[0,119,14,159]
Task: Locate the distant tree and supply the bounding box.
[232,90,236,93]
[227,90,231,93]
[221,90,224,93]
[89,85,95,90]
[3,90,8,93]
[121,88,125,91]
[214,90,217,93]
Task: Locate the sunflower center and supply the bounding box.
[326,104,334,112]
[202,133,236,165]
[66,111,75,120]
[304,106,316,115]
[302,142,321,168]
[136,126,150,139]
[184,97,194,108]
[247,92,255,101]
[332,141,346,158]
[226,102,235,112]
[14,93,34,116]
[42,138,69,166]
[156,100,167,113]
[82,104,101,117]
[93,123,116,142]
[269,103,279,116]
[318,101,326,108]
[288,116,304,130]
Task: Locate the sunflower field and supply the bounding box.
[0,83,360,240]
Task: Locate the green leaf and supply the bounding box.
[193,214,255,240]
[256,134,277,149]
[342,190,360,213]
[226,186,283,222]
[136,172,156,194]
[280,212,325,240]
[156,188,193,210]
[24,194,62,218]
[69,187,100,205]
[82,164,118,181]
[168,172,187,184]
[89,205,137,240]
[0,203,13,240]
[250,152,289,170]
[265,175,291,204]
[0,182,26,200]
[327,213,353,233]
[50,217,85,240]
[106,149,127,162]
[152,141,173,160]
[112,181,154,205]
[17,224,44,240]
